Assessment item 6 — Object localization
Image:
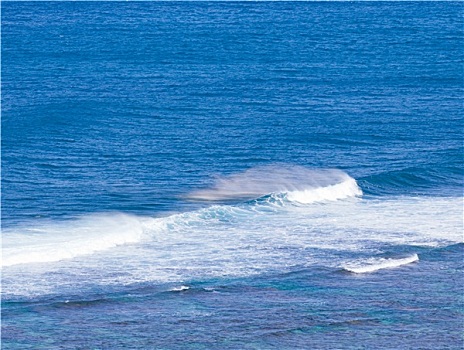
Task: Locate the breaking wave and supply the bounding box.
[187,165,362,203]
[1,166,362,268]
[2,166,461,284]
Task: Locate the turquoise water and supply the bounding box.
[2,2,463,349]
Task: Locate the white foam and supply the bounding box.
[286,177,362,204]
[2,194,462,298]
[343,254,419,274]
[170,285,190,292]
[2,213,145,267]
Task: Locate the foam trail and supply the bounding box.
[187,165,362,203]
[343,254,419,274]
[2,213,145,267]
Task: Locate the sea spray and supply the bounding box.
[2,213,146,267]
[187,166,362,203]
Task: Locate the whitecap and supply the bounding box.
[343,254,419,274]
[170,285,190,292]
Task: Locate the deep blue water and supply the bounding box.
[2,2,463,349]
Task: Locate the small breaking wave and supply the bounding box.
[342,254,419,274]
[169,285,190,292]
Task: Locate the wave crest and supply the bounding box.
[343,254,419,274]
[286,177,361,204]
[187,165,362,203]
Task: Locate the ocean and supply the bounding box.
[2,1,463,349]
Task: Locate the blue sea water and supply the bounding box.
[2,1,463,349]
